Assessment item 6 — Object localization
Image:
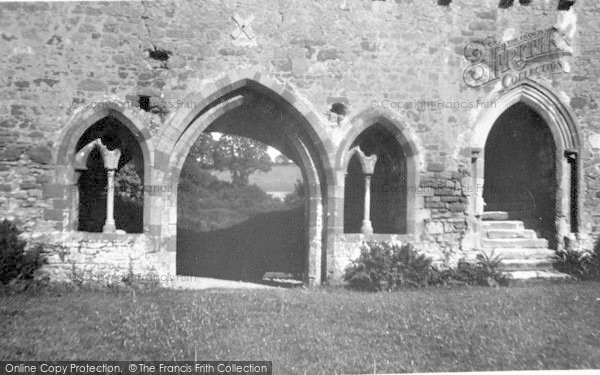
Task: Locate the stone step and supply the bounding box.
[481,211,510,221]
[485,229,537,239]
[505,270,573,284]
[481,220,525,230]
[499,258,554,271]
[482,237,548,248]
[466,248,556,260]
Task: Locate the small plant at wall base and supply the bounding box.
[344,242,434,291]
[430,252,511,287]
[344,241,511,291]
[0,220,45,290]
[554,245,600,280]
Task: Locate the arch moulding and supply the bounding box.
[467,79,583,246]
[155,71,335,285]
[335,107,423,237]
[51,104,155,232]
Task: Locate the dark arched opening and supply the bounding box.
[76,116,144,233]
[483,102,557,247]
[344,124,408,234]
[344,154,365,233]
[176,89,313,283]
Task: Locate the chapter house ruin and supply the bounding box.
[0,0,596,286]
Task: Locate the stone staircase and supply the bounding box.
[474,211,571,283]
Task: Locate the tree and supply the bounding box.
[188,133,273,187]
[188,133,217,168]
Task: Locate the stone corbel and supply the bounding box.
[74,138,102,170]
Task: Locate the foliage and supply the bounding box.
[430,251,510,287]
[0,220,44,288]
[554,246,600,280]
[178,160,298,231]
[188,133,273,187]
[344,242,434,291]
[115,162,144,202]
[345,242,511,291]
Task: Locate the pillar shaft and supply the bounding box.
[361,174,373,235]
[103,169,117,233]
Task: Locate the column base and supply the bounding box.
[102,223,116,233]
[361,221,373,235]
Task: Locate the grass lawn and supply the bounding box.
[1,282,600,374]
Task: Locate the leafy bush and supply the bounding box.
[0,220,44,286]
[345,242,511,291]
[554,247,600,280]
[430,252,510,287]
[344,242,434,291]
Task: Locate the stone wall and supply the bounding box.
[24,232,172,286]
[332,233,462,281]
[0,0,598,284]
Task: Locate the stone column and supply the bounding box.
[103,169,117,232]
[359,150,378,235]
[471,148,484,216]
[97,143,122,234]
[361,173,374,235]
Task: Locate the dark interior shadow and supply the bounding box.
[176,206,306,283]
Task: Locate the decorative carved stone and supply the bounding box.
[97,143,122,171]
[74,138,102,170]
[231,14,256,40]
[348,146,378,175]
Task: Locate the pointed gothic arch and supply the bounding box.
[51,105,154,232]
[336,108,422,237]
[155,71,334,285]
[468,80,583,248]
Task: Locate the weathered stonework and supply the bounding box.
[23,232,170,286]
[0,0,597,285]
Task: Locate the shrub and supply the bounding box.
[430,252,510,287]
[0,220,44,287]
[344,241,511,291]
[554,247,600,280]
[344,242,434,291]
[473,251,511,286]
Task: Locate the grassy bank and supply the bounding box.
[1,283,599,374]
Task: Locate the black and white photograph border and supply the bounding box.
[0,0,599,373]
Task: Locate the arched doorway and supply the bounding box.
[160,76,333,285]
[469,81,582,250]
[483,103,556,247]
[176,131,306,282]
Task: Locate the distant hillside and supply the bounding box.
[211,164,302,194]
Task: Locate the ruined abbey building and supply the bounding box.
[0,0,596,285]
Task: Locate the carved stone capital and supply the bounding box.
[98,146,122,170]
[348,146,378,175]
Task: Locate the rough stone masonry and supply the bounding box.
[0,0,598,286]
